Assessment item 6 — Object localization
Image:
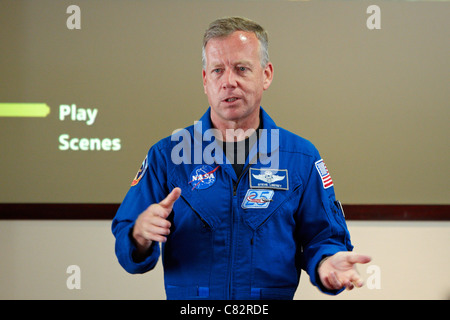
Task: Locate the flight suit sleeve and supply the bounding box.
[111,143,169,274]
[295,152,353,295]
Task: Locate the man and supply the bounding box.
[112,16,371,299]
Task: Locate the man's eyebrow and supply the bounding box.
[211,63,224,68]
[206,60,224,69]
[235,60,253,66]
[208,60,254,69]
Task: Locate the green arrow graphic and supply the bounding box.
[0,103,51,117]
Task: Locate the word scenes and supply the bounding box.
[58,104,121,151]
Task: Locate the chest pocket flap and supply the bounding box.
[169,169,229,230]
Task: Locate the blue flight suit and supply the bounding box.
[112,107,353,299]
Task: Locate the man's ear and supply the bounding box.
[263,62,274,91]
[202,69,207,94]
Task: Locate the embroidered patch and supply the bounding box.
[241,189,274,209]
[315,159,333,189]
[188,165,218,190]
[249,168,288,190]
[131,155,148,186]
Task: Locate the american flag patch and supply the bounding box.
[315,159,333,189]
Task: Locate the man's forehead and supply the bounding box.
[207,30,258,47]
[204,31,260,64]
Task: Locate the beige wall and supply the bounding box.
[0,219,449,300]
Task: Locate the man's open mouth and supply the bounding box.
[224,97,239,102]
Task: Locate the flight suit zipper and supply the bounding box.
[228,163,252,299]
[233,163,251,196]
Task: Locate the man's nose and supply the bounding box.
[222,69,237,89]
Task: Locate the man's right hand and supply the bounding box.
[132,187,181,256]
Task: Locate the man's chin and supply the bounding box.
[214,105,244,121]
[211,103,260,126]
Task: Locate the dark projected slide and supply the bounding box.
[1,1,448,209]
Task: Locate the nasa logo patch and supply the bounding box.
[189,165,218,190]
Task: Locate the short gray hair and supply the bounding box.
[202,16,269,69]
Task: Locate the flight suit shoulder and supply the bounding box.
[278,127,320,159]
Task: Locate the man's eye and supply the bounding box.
[213,68,222,73]
[238,66,247,72]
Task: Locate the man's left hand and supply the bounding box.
[318,252,372,291]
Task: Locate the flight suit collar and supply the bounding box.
[193,107,280,171]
